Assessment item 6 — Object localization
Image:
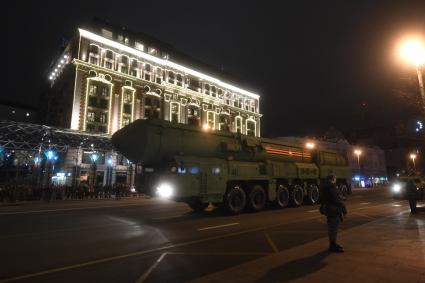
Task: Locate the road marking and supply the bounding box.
[152,215,183,221]
[307,209,317,213]
[271,230,325,234]
[352,212,377,220]
[392,204,401,207]
[135,253,167,283]
[197,223,239,231]
[264,232,279,253]
[0,201,404,282]
[168,252,269,256]
[360,202,371,205]
[0,203,146,216]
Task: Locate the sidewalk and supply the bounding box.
[190,208,425,283]
[0,194,151,207]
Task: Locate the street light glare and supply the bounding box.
[354,149,362,155]
[399,38,425,66]
[410,153,416,159]
[306,142,315,149]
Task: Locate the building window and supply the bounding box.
[162,52,169,60]
[101,29,113,38]
[176,74,183,87]
[99,112,107,123]
[235,116,242,133]
[90,56,98,65]
[135,41,144,51]
[89,84,97,95]
[87,111,95,122]
[219,114,230,132]
[86,80,111,134]
[148,47,157,56]
[168,71,175,84]
[217,89,223,98]
[119,56,129,74]
[250,101,256,112]
[122,117,130,126]
[207,111,215,129]
[187,77,201,92]
[88,45,99,65]
[246,120,256,136]
[155,68,162,84]
[187,106,200,126]
[211,86,216,97]
[131,60,138,77]
[144,64,151,81]
[204,84,210,95]
[104,50,114,69]
[144,97,161,119]
[170,102,180,123]
[105,50,113,59]
[121,88,134,128]
[100,86,108,97]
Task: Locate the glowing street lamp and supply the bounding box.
[305,142,315,149]
[202,124,210,131]
[89,152,99,163]
[399,37,425,117]
[354,149,362,172]
[410,153,417,172]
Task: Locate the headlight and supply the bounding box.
[392,184,401,193]
[156,183,174,198]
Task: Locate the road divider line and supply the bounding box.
[264,232,279,253]
[307,209,317,213]
[0,200,403,282]
[135,253,167,283]
[360,202,371,205]
[197,223,239,231]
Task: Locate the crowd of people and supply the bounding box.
[0,183,138,203]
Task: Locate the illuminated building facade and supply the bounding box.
[41,20,261,187]
[45,20,261,137]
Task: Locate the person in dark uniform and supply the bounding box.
[320,174,347,253]
[406,179,417,214]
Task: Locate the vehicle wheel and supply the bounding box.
[306,184,320,205]
[225,185,246,214]
[339,184,348,198]
[290,185,304,206]
[247,184,266,212]
[187,199,209,212]
[275,184,290,208]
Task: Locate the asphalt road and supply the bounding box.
[0,187,412,283]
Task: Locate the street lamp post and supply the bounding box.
[354,149,362,172]
[89,152,99,188]
[399,38,425,117]
[410,153,417,172]
[44,149,56,188]
[107,155,113,186]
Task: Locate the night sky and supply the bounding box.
[3,0,425,137]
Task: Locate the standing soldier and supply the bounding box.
[406,179,417,214]
[320,174,347,253]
